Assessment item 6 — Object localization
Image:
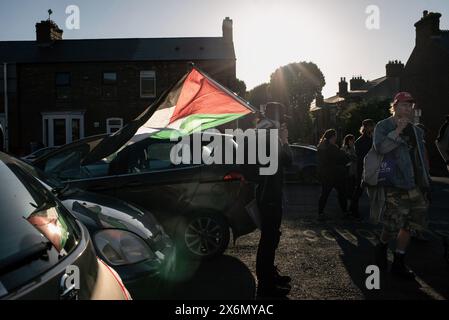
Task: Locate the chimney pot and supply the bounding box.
[35,19,63,46]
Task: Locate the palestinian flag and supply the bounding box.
[135,67,253,139]
[82,66,255,164]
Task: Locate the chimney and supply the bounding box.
[350,76,366,91]
[414,11,441,47]
[222,17,233,43]
[386,60,404,78]
[36,19,63,47]
[338,77,348,96]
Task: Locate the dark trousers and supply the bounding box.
[256,203,282,284]
[318,182,347,214]
[350,178,364,216]
[345,175,356,200]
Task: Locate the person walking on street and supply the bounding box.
[349,119,375,219]
[341,134,357,213]
[317,129,350,221]
[367,92,431,280]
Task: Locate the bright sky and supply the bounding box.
[1,0,448,98]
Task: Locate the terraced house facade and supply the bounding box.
[0,17,237,155]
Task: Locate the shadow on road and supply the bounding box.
[334,228,449,300]
[157,254,256,300]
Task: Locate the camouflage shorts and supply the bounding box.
[382,187,428,235]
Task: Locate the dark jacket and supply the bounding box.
[258,142,292,206]
[317,141,349,184]
[354,134,373,179]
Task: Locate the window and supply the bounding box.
[55,72,71,100]
[140,71,156,98]
[102,72,118,99]
[102,72,117,85]
[40,136,108,181]
[106,118,123,134]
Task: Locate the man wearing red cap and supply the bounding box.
[368,92,431,279]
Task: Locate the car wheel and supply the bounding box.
[176,211,230,260]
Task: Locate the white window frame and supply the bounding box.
[106,117,123,134]
[140,70,156,98]
[42,111,85,147]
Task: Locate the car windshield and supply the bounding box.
[0,154,80,291]
[40,136,109,181]
[16,158,63,190]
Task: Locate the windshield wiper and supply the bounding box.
[0,240,52,275]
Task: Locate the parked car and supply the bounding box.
[21,146,59,163]
[0,152,131,300]
[9,155,175,299]
[284,144,318,184]
[32,133,258,260]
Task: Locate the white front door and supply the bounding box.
[42,112,85,147]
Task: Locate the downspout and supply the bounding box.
[3,63,8,152]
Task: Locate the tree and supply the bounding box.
[230,78,248,99]
[269,62,325,143]
[340,99,391,137]
[248,83,270,110]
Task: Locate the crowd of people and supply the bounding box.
[317,119,376,221]
[315,91,449,280]
[252,92,449,298]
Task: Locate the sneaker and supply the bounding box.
[274,266,291,286]
[256,282,291,298]
[374,242,388,271]
[391,252,415,280]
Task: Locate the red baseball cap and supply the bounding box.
[393,92,415,104]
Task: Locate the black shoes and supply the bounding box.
[374,242,388,271]
[257,267,292,299]
[374,244,416,280]
[391,252,415,280]
[256,282,291,299]
[274,266,291,286]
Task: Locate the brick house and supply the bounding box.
[0,17,237,155]
[310,60,403,142]
[311,10,449,172]
[401,11,449,172]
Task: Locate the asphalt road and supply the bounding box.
[156,177,449,300]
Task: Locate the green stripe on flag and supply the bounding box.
[151,113,247,139]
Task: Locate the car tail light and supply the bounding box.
[223,171,246,182]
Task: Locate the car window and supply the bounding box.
[0,158,81,292]
[123,141,177,173]
[146,142,176,170]
[42,138,109,181]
